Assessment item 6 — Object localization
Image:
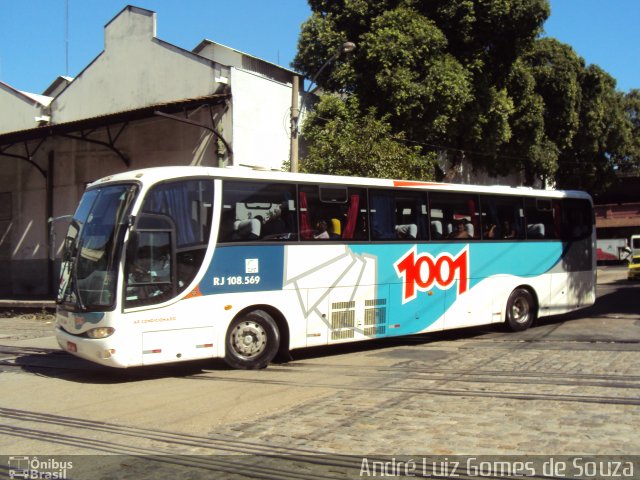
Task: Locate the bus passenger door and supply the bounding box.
[304,289,330,347]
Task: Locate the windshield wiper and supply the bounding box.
[70,258,86,311]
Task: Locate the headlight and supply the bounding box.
[86,327,115,339]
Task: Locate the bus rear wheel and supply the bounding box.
[225,310,280,369]
[505,288,536,332]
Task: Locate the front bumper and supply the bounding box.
[55,326,128,368]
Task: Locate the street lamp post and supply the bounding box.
[290,41,356,173]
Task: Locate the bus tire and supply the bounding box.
[505,288,536,332]
[225,309,280,369]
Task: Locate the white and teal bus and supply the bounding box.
[55,167,595,369]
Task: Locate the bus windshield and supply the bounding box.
[58,184,138,310]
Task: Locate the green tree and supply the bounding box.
[499,58,557,184]
[521,40,632,191]
[300,95,436,180]
[619,90,640,174]
[412,0,549,167]
[294,0,633,195]
[293,0,550,181]
[556,65,630,191]
[522,38,583,153]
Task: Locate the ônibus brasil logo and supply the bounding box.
[394,246,469,304]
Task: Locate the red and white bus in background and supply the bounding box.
[596,238,631,263]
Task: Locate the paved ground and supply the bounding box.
[0,266,638,479]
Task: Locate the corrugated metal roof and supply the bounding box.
[0,80,52,106]
[0,92,230,146]
[193,39,299,76]
[18,90,52,107]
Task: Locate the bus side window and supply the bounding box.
[369,189,428,241]
[524,198,557,239]
[220,181,297,243]
[430,192,480,241]
[125,214,175,307]
[369,191,396,240]
[300,185,368,241]
[561,198,592,240]
[125,179,214,308]
[480,195,525,240]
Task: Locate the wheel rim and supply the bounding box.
[230,320,267,358]
[511,296,530,324]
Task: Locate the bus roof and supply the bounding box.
[89,165,592,201]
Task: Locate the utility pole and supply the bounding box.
[290,74,300,173]
[65,0,69,76]
[289,42,355,174]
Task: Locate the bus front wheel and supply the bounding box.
[225,310,280,369]
[505,288,536,332]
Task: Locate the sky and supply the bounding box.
[0,1,638,95]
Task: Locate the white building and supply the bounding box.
[0,6,300,297]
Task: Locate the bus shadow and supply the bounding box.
[8,313,582,382]
[284,284,640,362]
[12,281,635,382]
[10,351,229,384]
[283,325,505,363]
[9,328,496,381]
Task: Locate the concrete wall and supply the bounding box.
[0,84,47,133]
[0,107,224,297]
[0,155,48,296]
[438,155,544,189]
[231,68,293,170]
[53,7,224,124]
[195,40,299,170]
[0,5,298,298]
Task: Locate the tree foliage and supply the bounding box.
[618,89,640,175]
[521,40,633,191]
[300,95,436,180]
[294,0,639,194]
